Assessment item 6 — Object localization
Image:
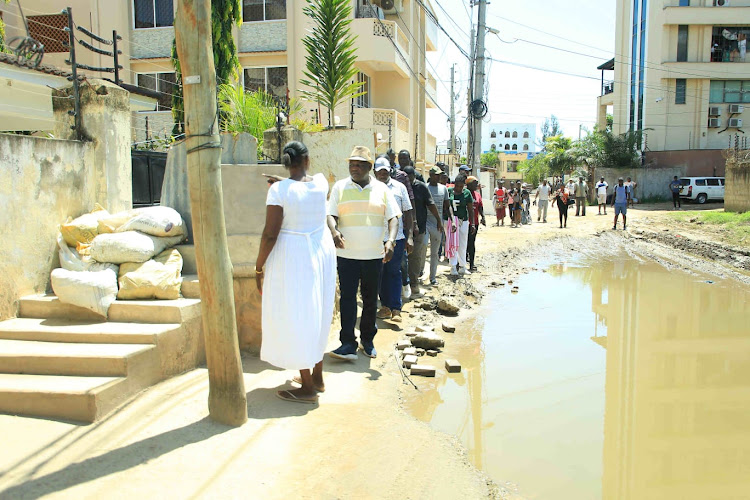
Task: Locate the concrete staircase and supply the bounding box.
[0,248,205,423]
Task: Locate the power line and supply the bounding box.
[414,0,470,60]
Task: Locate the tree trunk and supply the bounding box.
[175,0,247,426]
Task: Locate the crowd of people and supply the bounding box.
[254,141,641,404]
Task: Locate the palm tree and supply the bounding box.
[299,0,365,128]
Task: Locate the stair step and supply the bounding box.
[19,295,201,324]
[0,374,129,422]
[176,244,196,274]
[0,339,156,377]
[0,318,181,344]
[181,274,200,299]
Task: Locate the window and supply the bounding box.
[243,0,286,22]
[490,144,496,151]
[508,161,519,172]
[707,179,720,186]
[137,72,177,111]
[490,131,497,138]
[677,25,688,62]
[504,131,510,138]
[523,144,529,151]
[512,131,518,138]
[679,178,690,186]
[711,27,750,62]
[355,72,370,108]
[710,80,750,103]
[27,14,68,52]
[243,67,288,99]
[523,131,529,138]
[696,179,707,186]
[134,0,173,28]
[679,0,689,5]
[675,79,687,104]
[720,178,725,186]
[504,144,510,150]
[512,144,518,150]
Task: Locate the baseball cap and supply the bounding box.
[429,165,444,175]
[374,157,391,172]
[348,146,373,164]
[467,176,478,183]
[458,165,471,172]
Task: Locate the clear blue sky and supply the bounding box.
[426,0,616,150]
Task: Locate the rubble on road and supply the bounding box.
[411,332,445,350]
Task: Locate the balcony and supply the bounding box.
[426,18,438,52]
[660,61,750,79]
[353,107,411,154]
[426,71,437,108]
[350,18,410,78]
[664,4,750,25]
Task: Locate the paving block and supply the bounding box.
[410,364,436,377]
[402,347,417,357]
[396,340,411,350]
[402,355,418,368]
[442,323,456,333]
[445,359,462,373]
[426,350,438,357]
[416,348,426,356]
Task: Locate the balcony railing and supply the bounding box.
[602,80,614,96]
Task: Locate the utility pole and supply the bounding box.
[175,0,247,426]
[471,0,488,177]
[450,64,456,163]
[467,22,476,170]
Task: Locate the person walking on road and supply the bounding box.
[447,174,474,275]
[575,176,589,216]
[493,180,507,226]
[612,177,632,230]
[669,176,682,209]
[466,176,485,272]
[327,147,401,361]
[553,183,571,228]
[626,177,637,208]
[534,179,551,223]
[255,141,336,404]
[596,176,608,215]
[374,158,412,323]
[405,165,442,295]
[426,165,449,285]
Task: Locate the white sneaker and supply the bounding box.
[463,268,472,275]
[402,285,412,300]
[450,266,459,276]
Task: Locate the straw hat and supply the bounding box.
[348,146,373,164]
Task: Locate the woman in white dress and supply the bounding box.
[255,141,336,404]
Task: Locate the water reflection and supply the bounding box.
[404,255,750,500]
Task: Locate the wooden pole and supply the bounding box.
[175,0,247,426]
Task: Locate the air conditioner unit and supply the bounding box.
[708,118,721,128]
[376,0,404,14]
[729,104,744,114]
[728,118,743,127]
[709,106,722,116]
[714,0,730,6]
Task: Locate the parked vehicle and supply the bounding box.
[678,177,725,204]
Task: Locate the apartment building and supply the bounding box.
[598,0,750,174]
[1,0,439,160]
[483,123,536,154]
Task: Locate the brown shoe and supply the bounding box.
[376,306,392,319]
[391,310,402,323]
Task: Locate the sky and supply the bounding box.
[425,0,616,152]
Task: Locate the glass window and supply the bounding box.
[679,178,690,186]
[504,144,510,150]
[512,131,518,138]
[523,144,529,151]
[710,81,724,103]
[707,179,720,186]
[725,80,741,103]
[679,0,689,5]
[675,79,686,104]
[490,131,496,138]
[696,179,707,186]
[490,144,496,150]
[711,27,750,62]
[504,131,510,138]
[355,72,370,108]
[243,67,288,99]
[512,144,518,150]
[243,67,265,93]
[720,179,725,185]
[708,80,750,103]
[523,131,529,138]
[137,72,175,110]
[134,0,173,28]
[243,0,286,22]
[677,25,688,62]
[508,161,518,172]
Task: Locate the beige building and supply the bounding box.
[1,0,438,162]
[597,0,750,174]
[495,151,527,184]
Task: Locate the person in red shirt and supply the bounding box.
[493,179,507,226]
[466,176,485,271]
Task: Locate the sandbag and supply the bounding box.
[116,206,185,237]
[51,268,118,318]
[89,231,184,264]
[60,204,109,246]
[97,209,141,234]
[118,249,183,300]
[57,233,118,273]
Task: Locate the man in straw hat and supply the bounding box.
[327,146,401,360]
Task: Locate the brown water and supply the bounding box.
[404,255,750,500]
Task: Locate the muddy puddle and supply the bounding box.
[404,253,750,499]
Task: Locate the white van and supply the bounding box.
[678,177,725,204]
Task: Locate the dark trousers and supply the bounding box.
[672,192,681,208]
[379,238,405,311]
[558,204,569,226]
[467,229,477,268]
[337,257,383,348]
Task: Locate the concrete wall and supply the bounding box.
[0,134,96,320]
[303,128,377,183]
[725,159,750,213]
[594,166,685,201]
[645,149,725,177]
[238,22,287,52]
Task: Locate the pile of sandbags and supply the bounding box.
[52,205,187,318]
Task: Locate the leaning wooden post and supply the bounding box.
[175,0,247,426]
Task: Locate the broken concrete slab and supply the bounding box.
[410,333,445,350]
[442,323,456,333]
[416,348,426,356]
[396,340,411,350]
[436,299,460,316]
[415,325,434,332]
[402,354,418,368]
[404,331,418,337]
[426,350,438,357]
[410,365,436,377]
[402,347,418,357]
[445,359,461,373]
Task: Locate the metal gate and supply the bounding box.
[131,150,167,207]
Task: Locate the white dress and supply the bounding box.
[261,174,337,370]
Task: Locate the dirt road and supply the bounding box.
[1,202,742,500]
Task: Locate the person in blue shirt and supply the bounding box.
[611,177,631,230]
[669,176,682,209]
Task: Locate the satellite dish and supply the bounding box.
[381,0,395,10]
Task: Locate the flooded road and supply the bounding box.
[404,254,750,499]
